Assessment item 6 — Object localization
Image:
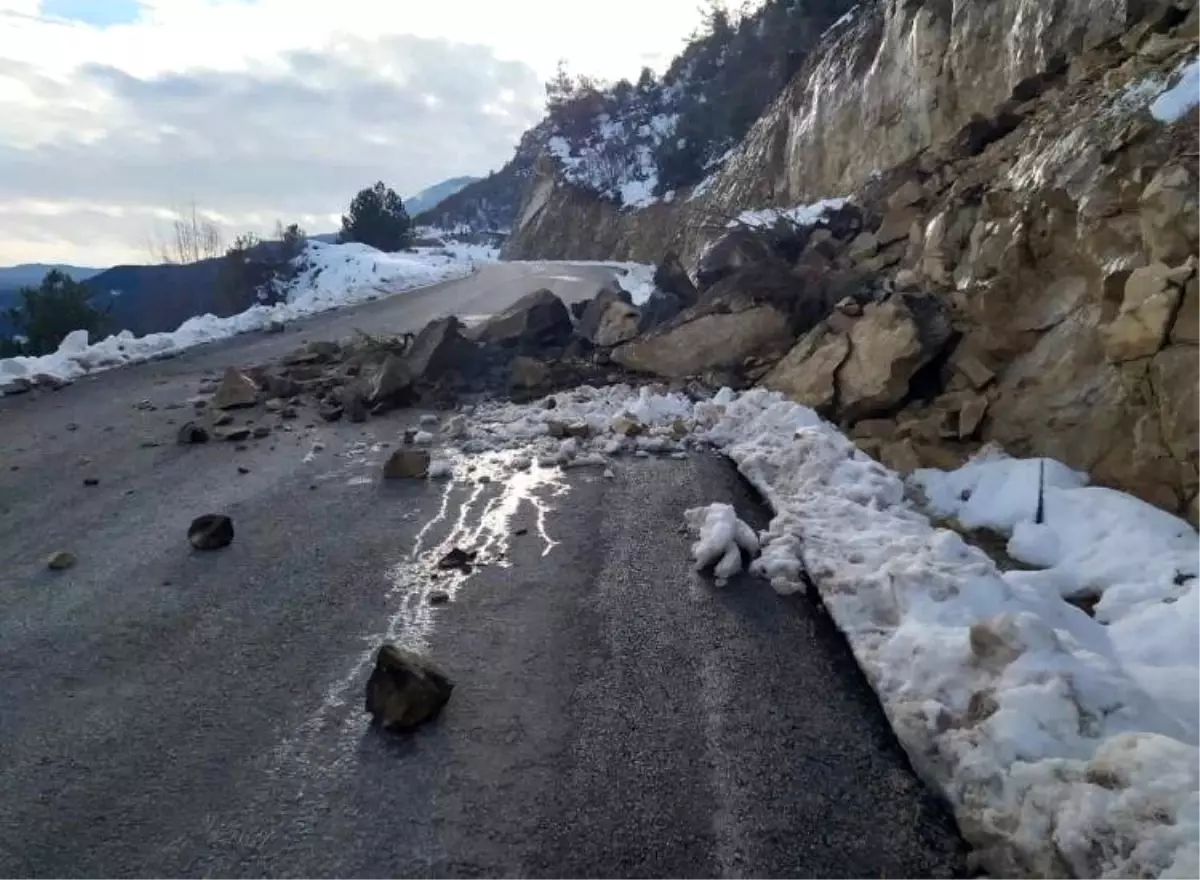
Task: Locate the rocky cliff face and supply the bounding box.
[506,0,1199,527]
[507,0,1162,262]
[707,0,1142,208]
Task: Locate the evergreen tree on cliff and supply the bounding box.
[339,181,412,252]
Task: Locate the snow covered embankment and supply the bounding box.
[0,241,490,393]
[463,385,1198,879]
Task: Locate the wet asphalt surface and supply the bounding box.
[0,264,966,877]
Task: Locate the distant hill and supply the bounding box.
[404,176,482,217]
[0,264,107,337]
[83,258,228,336]
[0,263,104,289]
[413,161,532,234]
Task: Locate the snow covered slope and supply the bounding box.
[0,241,486,392]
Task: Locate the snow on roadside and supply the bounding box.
[0,241,488,392]
[453,383,1198,879]
[912,449,1199,744]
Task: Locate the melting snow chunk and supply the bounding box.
[684,503,760,581]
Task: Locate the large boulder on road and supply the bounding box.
[613,292,793,379]
[696,228,778,291]
[471,289,572,352]
[653,251,698,306]
[365,644,454,731]
[362,354,414,407]
[211,367,259,409]
[760,324,850,415]
[404,316,477,380]
[838,294,953,420]
[637,290,684,334]
[575,284,632,343]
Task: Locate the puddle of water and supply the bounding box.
[386,449,567,653]
[271,448,567,778]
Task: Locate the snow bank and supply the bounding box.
[684,503,760,582]
[1150,57,1199,123]
[730,197,849,230]
[0,241,486,392]
[913,449,1200,745]
[457,383,1199,879]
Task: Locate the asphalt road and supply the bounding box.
[0,263,966,878]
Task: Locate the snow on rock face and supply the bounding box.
[1149,56,1199,123]
[728,197,849,230]
[684,503,760,582]
[458,382,1199,879]
[546,112,680,209]
[0,241,490,393]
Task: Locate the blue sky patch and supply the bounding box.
[40,0,144,27]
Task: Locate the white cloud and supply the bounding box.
[0,0,707,265]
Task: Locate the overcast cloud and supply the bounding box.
[0,0,706,266]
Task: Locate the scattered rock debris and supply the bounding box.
[365,643,454,731]
[436,546,477,572]
[46,550,77,571]
[188,514,234,550]
[382,449,430,479]
[177,422,210,445]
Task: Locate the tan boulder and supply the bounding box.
[838,295,952,420]
[953,353,997,389]
[1170,277,1199,345]
[879,439,922,474]
[1102,263,1183,362]
[1139,164,1198,266]
[861,242,906,274]
[211,367,259,410]
[851,418,898,441]
[847,231,879,260]
[1151,346,1199,465]
[593,301,642,347]
[1180,3,1200,40]
[877,205,922,246]
[894,269,921,291]
[510,356,550,389]
[404,316,476,381]
[760,325,850,414]
[887,180,927,211]
[382,449,431,479]
[1190,494,1199,529]
[958,395,990,439]
[613,301,793,380]
[473,289,572,350]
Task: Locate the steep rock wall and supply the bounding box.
[505,0,1147,263]
[708,0,1140,209]
[505,0,1199,524]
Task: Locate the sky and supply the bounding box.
[0,0,708,267]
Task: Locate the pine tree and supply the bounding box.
[339,181,412,252]
[6,270,107,356]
